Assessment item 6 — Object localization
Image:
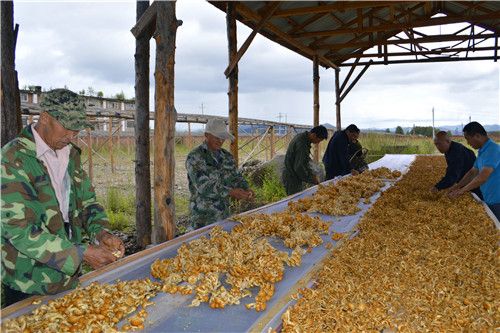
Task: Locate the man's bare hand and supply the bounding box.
[96,231,125,258]
[83,245,117,270]
[351,169,360,176]
[312,175,320,185]
[447,184,459,192]
[448,188,465,199]
[229,188,249,200]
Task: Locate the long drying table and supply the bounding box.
[6,154,495,332]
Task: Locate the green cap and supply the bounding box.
[40,89,94,130]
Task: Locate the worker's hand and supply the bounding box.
[83,245,117,270]
[229,188,251,200]
[448,188,465,199]
[351,169,360,176]
[96,231,125,259]
[430,186,439,194]
[447,184,460,193]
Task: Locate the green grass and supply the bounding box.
[359,132,437,163]
[175,195,190,217]
[102,187,135,232]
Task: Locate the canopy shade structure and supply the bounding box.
[209,1,500,67]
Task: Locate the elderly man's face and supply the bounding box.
[434,138,451,154]
[39,112,79,150]
[205,133,225,151]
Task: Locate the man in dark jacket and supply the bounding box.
[431,131,481,198]
[282,125,328,195]
[323,124,360,180]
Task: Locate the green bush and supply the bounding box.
[253,170,286,204]
[105,187,135,215]
[107,210,132,232]
[103,187,135,231]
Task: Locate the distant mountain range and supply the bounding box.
[362,124,500,134]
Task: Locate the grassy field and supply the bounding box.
[79,132,444,235]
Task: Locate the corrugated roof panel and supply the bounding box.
[208,1,500,67]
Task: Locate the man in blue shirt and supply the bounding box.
[449,122,500,220]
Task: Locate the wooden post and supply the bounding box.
[134,0,152,248]
[117,120,121,153]
[335,68,341,131]
[108,117,115,173]
[153,1,178,242]
[226,2,239,165]
[187,122,192,150]
[1,1,22,146]
[87,128,93,183]
[313,55,320,162]
[269,125,275,159]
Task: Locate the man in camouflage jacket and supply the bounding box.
[1,89,124,307]
[186,119,254,229]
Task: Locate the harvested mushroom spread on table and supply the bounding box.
[280,156,499,332]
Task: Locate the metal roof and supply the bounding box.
[209,1,500,67]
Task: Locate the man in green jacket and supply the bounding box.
[282,126,328,195]
[186,119,254,229]
[1,89,124,307]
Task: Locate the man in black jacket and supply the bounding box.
[323,124,360,181]
[431,131,481,198]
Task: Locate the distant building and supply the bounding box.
[20,86,135,133]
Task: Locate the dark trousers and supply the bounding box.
[2,283,31,308]
[487,203,500,221]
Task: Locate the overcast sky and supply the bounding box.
[14,0,499,129]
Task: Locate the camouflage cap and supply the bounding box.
[40,88,94,130]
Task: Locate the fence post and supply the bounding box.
[87,128,93,182]
[108,117,115,173]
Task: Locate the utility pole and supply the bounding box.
[468,115,471,123]
[200,103,205,115]
[277,112,287,135]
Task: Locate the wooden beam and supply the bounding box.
[335,69,341,131]
[308,5,389,49]
[322,2,428,60]
[341,46,500,58]
[339,57,360,94]
[317,32,497,51]
[234,2,339,69]
[272,1,404,18]
[130,1,157,39]
[134,0,152,249]
[313,56,320,162]
[495,34,498,62]
[153,1,178,243]
[339,56,498,66]
[339,60,372,104]
[293,13,500,39]
[224,2,280,77]
[227,2,239,165]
